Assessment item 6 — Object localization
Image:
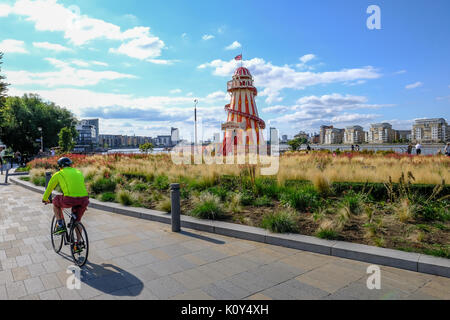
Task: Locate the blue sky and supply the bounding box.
[0,0,449,140]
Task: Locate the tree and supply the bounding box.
[287,138,301,151]
[0,94,77,155]
[58,127,78,153]
[0,52,8,107]
[139,142,154,154]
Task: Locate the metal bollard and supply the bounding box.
[170,183,181,232]
[45,171,53,202]
[4,168,8,184]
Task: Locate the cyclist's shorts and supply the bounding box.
[53,195,90,222]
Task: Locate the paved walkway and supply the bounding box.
[0,183,449,300]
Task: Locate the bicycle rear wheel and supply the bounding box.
[50,216,64,253]
[69,222,89,267]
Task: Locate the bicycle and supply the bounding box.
[47,200,89,267]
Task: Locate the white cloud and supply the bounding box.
[181,33,188,38]
[225,41,241,50]
[394,70,406,75]
[5,58,135,87]
[110,31,165,60]
[198,57,382,103]
[202,34,214,41]
[262,105,290,113]
[436,95,450,102]
[4,0,166,61]
[70,59,90,67]
[296,54,317,70]
[170,89,182,94]
[147,59,179,65]
[264,93,393,133]
[0,39,28,54]
[205,91,228,101]
[405,81,423,89]
[33,41,71,52]
[91,60,108,67]
[299,54,315,64]
[0,4,12,16]
[7,87,228,128]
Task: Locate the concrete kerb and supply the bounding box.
[8,174,450,278]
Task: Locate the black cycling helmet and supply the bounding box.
[57,157,72,168]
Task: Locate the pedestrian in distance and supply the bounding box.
[444,143,450,156]
[415,142,422,155]
[407,144,413,155]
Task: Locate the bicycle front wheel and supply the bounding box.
[50,216,64,253]
[69,222,89,267]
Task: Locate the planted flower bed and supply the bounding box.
[26,152,450,258]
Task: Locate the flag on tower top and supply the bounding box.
[234,54,242,61]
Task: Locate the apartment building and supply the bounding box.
[344,126,365,144]
[368,123,395,143]
[320,125,333,144]
[394,130,411,142]
[74,119,98,152]
[411,118,449,143]
[324,128,344,144]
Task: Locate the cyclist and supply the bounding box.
[42,157,89,252]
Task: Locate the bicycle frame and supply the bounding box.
[61,208,79,245]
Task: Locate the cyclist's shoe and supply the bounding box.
[53,225,66,235]
[73,242,84,253]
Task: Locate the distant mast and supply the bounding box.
[221,58,265,155]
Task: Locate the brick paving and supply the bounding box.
[0,183,449,300]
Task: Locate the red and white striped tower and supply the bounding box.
[222,66,265,155]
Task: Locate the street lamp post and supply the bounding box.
[194,99,198,146]
[38,127,43,153]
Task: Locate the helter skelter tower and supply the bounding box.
[221,66,265,155]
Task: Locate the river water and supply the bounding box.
[107,144,447,156]
[297,144,447,156]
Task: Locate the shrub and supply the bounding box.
[190,193,225,220]
[254,177,279,199]
[280,186,319,211]
[312,175,331,196]
[133,183,148,192]
[90,178,116,194]
[156,197,171,213]
[100,192,116,202]
[153,174,170,190]
[32,176,46,187]
[208,186,229,201]
[340,191,364,215]
[117,190,133,206]
[15,166,30,172]
[253,195,273,207]
[226,193,242,213]
[316,228,339,240]
[414,201,449,222]
[261,210,298,233]
[239,191,254,206]
[395,198,415,222]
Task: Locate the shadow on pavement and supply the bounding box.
[180,230,226,245]
[79,262,144,296]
